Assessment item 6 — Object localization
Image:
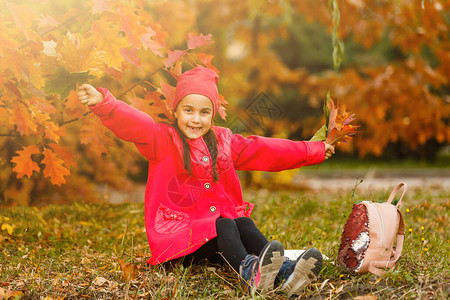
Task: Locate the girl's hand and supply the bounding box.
[324,143,335,160]
[77,84,103,106]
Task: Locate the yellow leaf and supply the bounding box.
[59,33,107,76]
[1,223,14,235]
[5,1,38,41]
[91,20,129,68]
[41,148,70,186]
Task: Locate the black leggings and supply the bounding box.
[182,217,269,271]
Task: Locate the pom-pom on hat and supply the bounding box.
[174,66,219,117]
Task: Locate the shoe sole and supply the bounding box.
[257,240,285,292]
[281,248,323,297]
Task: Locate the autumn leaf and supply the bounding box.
[91,20,129,68]
[41,148,71,186]
[217,94,228,121]
[5,1,38,41]
[141,27,164,57]
[92,0,112,14]
[119,260,139,281]
[44,67,95,99]
[158,81,176,110]
[80,117,115,156]
[37,14,59,29]
[163,50,186,68]
[10,145,41,179]
[197,53,219,73]
[120,47,142,69]
[311,94,359,146]
[65,90,87,119]
[59,33,107,77]
[0,287,23,300]
[119,5,147,48]
[11,101,37,136]
[1,223,14,235]
[48,143,77,168]
[187,32,213,50]
[310,124,327,142]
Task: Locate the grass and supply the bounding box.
[0,185,448,299]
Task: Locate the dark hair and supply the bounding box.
[173,122,219,182]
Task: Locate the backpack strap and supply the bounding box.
[368,209,405,276]
[387,182,407,208]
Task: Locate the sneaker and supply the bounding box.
[274,248,323,297]
[239,240,285,293]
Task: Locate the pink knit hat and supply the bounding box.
[174,66,219,117]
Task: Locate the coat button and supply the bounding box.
[202,156,209,162]
[209,206,216,212]
[204,183,211,189]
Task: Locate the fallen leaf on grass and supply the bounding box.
[92,276,109,287]
[354,295,377,300]
[119,260,139,281]
[0,287,24,300]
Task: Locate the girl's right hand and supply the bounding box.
[77,84,104,106]
[324,143,335,160]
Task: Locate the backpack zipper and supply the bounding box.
[373,203,385,246]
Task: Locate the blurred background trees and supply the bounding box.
[0,0,448,205]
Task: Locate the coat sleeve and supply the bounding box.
[230,131,325,171]
[89,88,166,161]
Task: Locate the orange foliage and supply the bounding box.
[0,0,448,204]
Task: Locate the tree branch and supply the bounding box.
[117,66,164,99]
[59,111,91,126]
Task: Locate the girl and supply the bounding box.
[77,66,335,296]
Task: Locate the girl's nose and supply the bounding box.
[192,113,201,123]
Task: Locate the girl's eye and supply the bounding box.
[201,110,211,115]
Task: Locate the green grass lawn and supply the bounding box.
[0,186,448,299]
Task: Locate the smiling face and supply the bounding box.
[174,94,213,140]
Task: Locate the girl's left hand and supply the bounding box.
[324,143,335,160]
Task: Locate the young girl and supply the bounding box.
[77,66,334,296]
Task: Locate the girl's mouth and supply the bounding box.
[188,126,201,133]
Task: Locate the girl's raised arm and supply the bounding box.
[77,84,168,161]
[230,132,327,171]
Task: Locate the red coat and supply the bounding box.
[91,88,325,265]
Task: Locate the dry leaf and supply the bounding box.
[119,260,139,281]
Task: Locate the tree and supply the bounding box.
[1,0,448,205]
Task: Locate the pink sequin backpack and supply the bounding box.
[338,183,407,276]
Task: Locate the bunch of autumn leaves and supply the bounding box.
[311,92,360,146]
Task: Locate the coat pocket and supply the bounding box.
[154,204,190,234]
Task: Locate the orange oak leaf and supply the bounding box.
[158,81,176,110]
[80,117,115,155]
[217,94,228,120]
[10,145,41,179]
[197,53,219,73]
[141,27,164,57]
[12,101,37,136]
[29,96,57,115]
[325,97,360,145]
[163,50,186,68]
[65,90,87,120]
[187,32,213,50]
[48,143,77,168]
[118,6,147,48]
[119,47,142,69]
[41,148,70,186]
